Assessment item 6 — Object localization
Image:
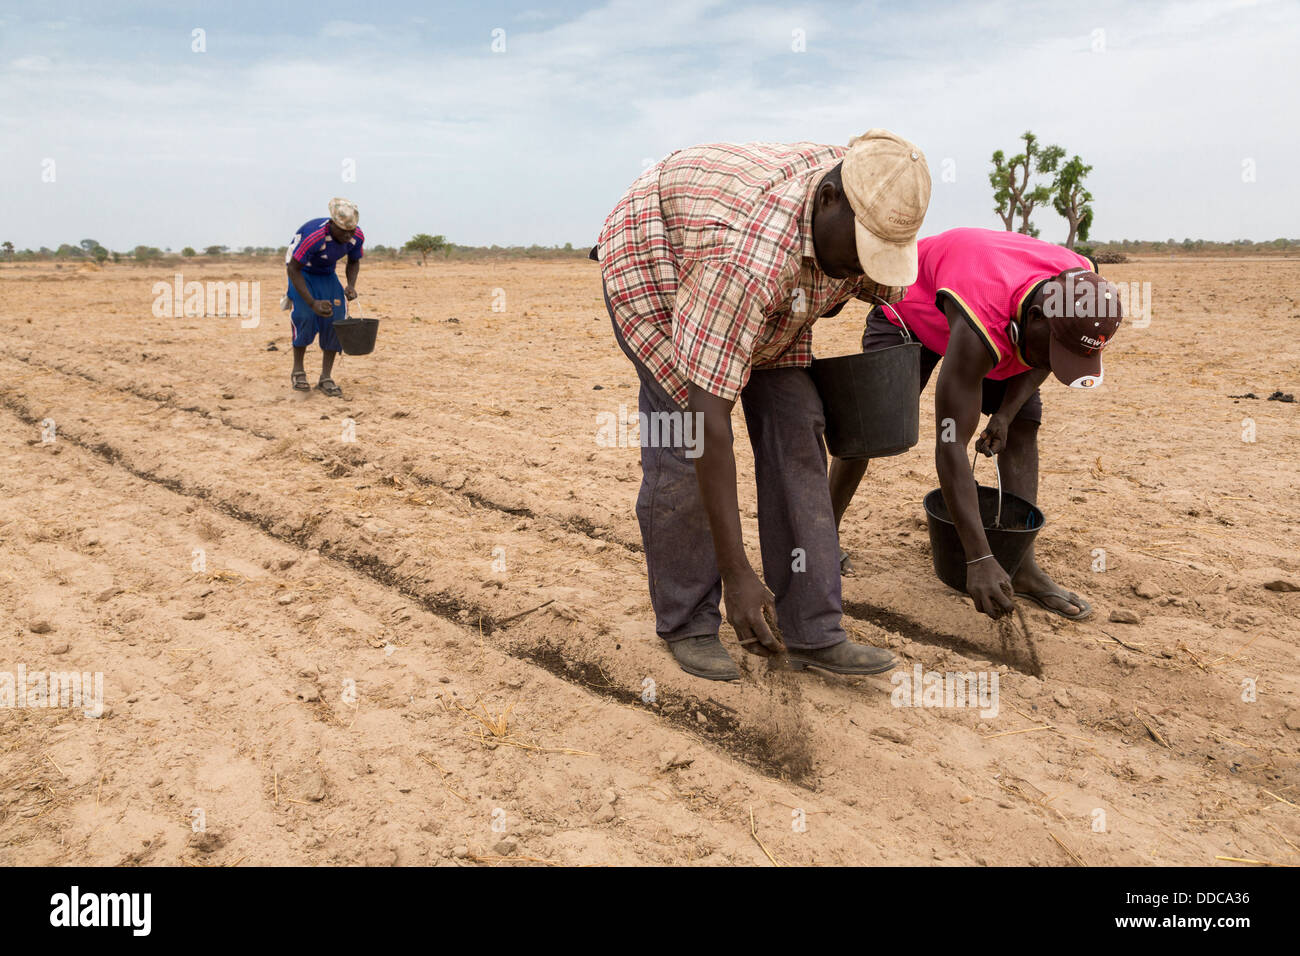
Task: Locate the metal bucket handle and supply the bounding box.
[970,447,1003,529]
[867,294,915,345]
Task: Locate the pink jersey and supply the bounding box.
[885,228,1097,380]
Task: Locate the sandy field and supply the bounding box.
[0,255,1297,867]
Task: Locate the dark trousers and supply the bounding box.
[607,297,846,651]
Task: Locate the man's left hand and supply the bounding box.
[976,414,1009,457]
[344,286,358,301]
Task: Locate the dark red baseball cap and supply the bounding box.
[1042,269,1123,389]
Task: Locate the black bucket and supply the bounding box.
[923,456,1045,592]
[811,340,921,460]
[332,317,379,356]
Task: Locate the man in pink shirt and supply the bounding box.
[829,228,1123,620]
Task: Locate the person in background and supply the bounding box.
[283,197,364,398]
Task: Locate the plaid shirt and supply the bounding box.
[598,141,904,407]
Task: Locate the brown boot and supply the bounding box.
[786,640,895,675]
[668,635,741,681]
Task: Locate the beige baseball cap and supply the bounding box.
[329,197,359,230]
[841,130,931,286]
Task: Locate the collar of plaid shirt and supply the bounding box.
[799,167,824,263]
[796,165,901,300]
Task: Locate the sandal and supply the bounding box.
[1015,589,1093,621]
[291,370,309,391]
[315,377,343,398]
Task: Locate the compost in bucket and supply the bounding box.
[332,317,379,356]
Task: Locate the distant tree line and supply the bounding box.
[0,237,592,264]
[1081,237,1299,257]
[5,234,1291,267]
[0,240,291,265]
[393,234,590,263]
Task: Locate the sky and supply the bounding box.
[1,0,1296,251]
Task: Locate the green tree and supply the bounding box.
[182,246,197,257]
[404,233,446,265]
[204,245,227,256]
[1052,155,1094,250]
[92,245,110,264]
[989,131,1064,237]
[133,245,163,265]
[1,241,13,259]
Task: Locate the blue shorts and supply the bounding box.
[287,271,345,351]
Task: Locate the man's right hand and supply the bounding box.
[966,558,1015,618]
[722,566,784,657]
[312,299,333,318]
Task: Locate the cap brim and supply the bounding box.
[854,220,917,287]
[1049,336,1104,389]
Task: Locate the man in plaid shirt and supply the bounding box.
[597,130,931,680]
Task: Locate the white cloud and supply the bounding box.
[320,20,379,40]
[10,55,53,71]
[1,0,1296,250]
